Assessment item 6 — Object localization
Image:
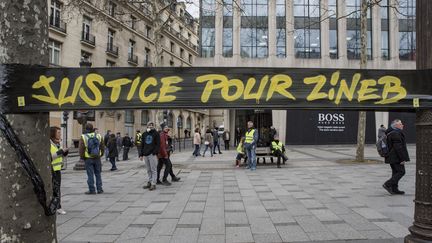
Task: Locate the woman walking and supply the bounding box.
[107,134,118,171]
[193,128,201,157]
[202,129,214,157]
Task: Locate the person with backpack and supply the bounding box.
[50,126,68,214]
[79,123,104,195]
[107,134,118,171]
[271,135,288,168]
[139,121,160,191]
[382,119,410,195]
[122,133,132,160]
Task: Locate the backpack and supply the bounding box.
[376,131,394,157]
[86,134,100,157]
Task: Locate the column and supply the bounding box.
[321,0,330,62]
[268,0,276,57]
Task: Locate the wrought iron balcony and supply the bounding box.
[128,54,138,65]
[49,15,67,33]
[106,43,119,57]
[81,31,96,46]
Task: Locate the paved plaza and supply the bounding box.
[57,145,415,243]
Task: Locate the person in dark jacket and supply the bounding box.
[383,119,410,195]
[107,134,118,171]
[122,133,132,160]
[139,121,160,191]
[157,126,181,186]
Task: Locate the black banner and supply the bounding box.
[1,65,432,113]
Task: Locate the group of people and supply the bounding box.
[192,127,231,157]
[103,130,134,171]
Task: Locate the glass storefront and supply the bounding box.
[235,109,273,147]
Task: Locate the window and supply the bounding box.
[223,0,233,57]
[108,1,116,17]
[276,0,286,58]
[399,0,416,60]
[107,29,115,49]
[167,112,174,128]
[180,48,184,59]
[346,0,372,60]
[125,110,134,123]
[329,0,338,59]
[170,42,175,53]
[106,60,115,67]
[179,26,183,34]
[80,51,92,66]
[188,32,192,40]
[189,54,193,63]
[82,16,92,37]
[145,26,152,38]
[50,0,62,27]
[241,0,269,58]
[131,15,137,30]
[144,48,151,66]
[48,40,61,65]
[128,40,135,57]
[170,60,174,66]
[200,0,216,57]
[161,55,164,65]
[294,0,321,59]
[381,0,390,60]
[141,110,149,125]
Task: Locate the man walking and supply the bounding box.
[116,132,122,161]
[383,119,410,195]
[122,133,132,160]
[244,121,258,171]
[139,122,160,191]
[104,130,111,161]
[223,130,230,150]
[79,123,104,194]
[212,127,222,154]
[157,126,181,185]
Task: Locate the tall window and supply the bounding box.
[106,60,115,67]
[346,0,372,60]
[50,0,62,27]
[399,0,416,60]
[223,0,233,57]
[128,40,135,58]
[48,40,61,65]
[145,26,152,38]
[82,16,92,39]
[329,0,338,59]
[141,110,149,125]
[201,0,216,57]
[107,29,115,49]
[241,0,269,58]
[108,1,116,17]
[381,0,390,60]
[130,15,137,30]
[276,0,286,58]
[125,110,134,123]
[144,48,151,66]
[294,0,321,58]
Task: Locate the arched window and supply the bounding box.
[186,116,192,130]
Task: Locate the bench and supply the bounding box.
[256,147,279,164]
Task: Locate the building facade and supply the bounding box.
[48,0,209,145]
[197,0,416,145]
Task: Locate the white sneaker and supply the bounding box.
[57,209,67,215]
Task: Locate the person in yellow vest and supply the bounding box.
[50,126,69,215]
[135,130,142,156]
[271,135,288,168]
[235,137,245,168]
[79,123,105,195]
[244,121,258,171]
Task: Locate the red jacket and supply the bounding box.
[158,132,169,159]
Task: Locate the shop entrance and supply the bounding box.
[235,109,273,147]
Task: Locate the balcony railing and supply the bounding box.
[49,15,67,33]
[166,26,198,52]
[128,54,138,65]
[144,60,152,67]
[106,43,119,56]
[81,31,96,46]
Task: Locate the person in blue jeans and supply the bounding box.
[244,121,258,171]
[79,123,105,194]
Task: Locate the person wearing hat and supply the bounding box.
[271,135,288,168]
[139,121,160,191]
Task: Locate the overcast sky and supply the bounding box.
[183,0,200,18]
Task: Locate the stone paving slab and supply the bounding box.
[57,145,415,242]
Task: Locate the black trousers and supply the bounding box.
[224,140,230,150]
[385,163,406,190]
[123,147,130,160]
[157,158,175,181]
[273,150,288,166]
[52,170,62,209]
[213,142,222,153]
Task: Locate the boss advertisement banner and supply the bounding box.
[1,65,432,113]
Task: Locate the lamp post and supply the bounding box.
[61,111,69,170]
[73,56,92,170]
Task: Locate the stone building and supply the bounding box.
[48,0,209,145]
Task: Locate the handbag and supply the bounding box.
[204,141,210,145]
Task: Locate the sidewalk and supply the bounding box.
[58,145,415,243]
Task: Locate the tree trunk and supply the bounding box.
[405,0,432,241]
[355,0,368,162]
[0,1,56,242]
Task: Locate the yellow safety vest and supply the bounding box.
[236,143,244,154]
[50,143,63,171]
[245,129,255,143]
[82,133,102,158]
[135,133,142,145]
[271,141,283,152]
